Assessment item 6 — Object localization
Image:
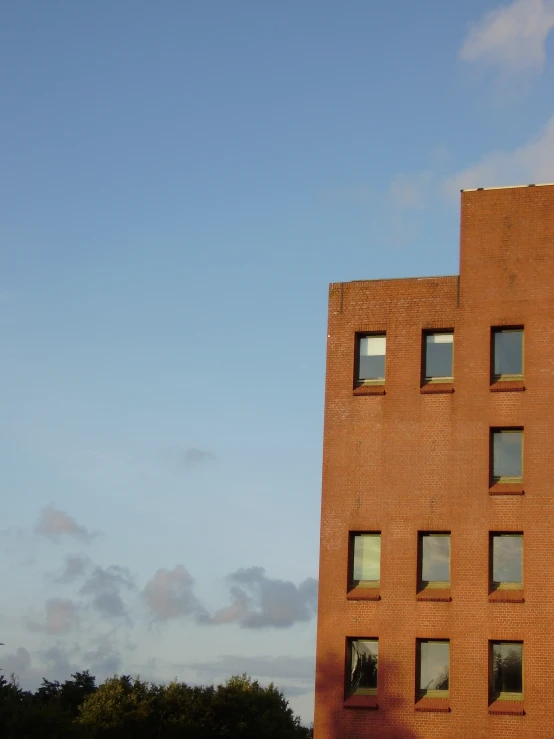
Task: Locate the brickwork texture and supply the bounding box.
[314,185,554,738]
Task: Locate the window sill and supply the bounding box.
[489,590,524,603]
[490,380,525,392]
[344,694,378,709]
[415,698,450,712]
[353,385,385,396]
[347,588,380,601]
[420,383,454,394]
[488,700,524,715]
[489,483,524,495]
[416,589,451,602]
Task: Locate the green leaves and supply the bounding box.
[0,668,311,738]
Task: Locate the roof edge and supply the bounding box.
[461,183,554,192]
[332,274,458,286]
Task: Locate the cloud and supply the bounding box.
[0,645,82,690]
[142,565,206,621]
[142,564,318,629]
[55,553,91,584]
[443,114,554,195]
[384,148,451,245]
[28,598,80,635]
[459,0,554,74]
[188,654,315,682]
[205,568,318,629]
[0,646,32,676]
[34,505,95,543]
[182,447,216,468]
[82,634,125,679]
[40,645,76,677]
[388,172,432,210]
[80,565,135,619]
[0,647,51,689]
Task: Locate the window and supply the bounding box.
[417,640,449,697]
[348,639,378,695]
[419,534,450,589]
[349,533,380,589]
[490,642,523,700]
[491,429,523,483]
[491,534,523,589]
[492,328,523,381]
[423,332,453,382]
[356,334,386,385]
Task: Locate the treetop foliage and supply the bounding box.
[0,669,312,739]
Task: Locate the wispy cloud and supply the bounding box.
[387,171,432,211]
[443,114,554,195]
[80,565,135,619]
[204,567,318,629]
[34,505,97,543]
[55,553,91,584]
[182,447,216,468]
[28,598,80,635]
[142,565,206,621]
[459,0,554,74]
[0,647,56,689]
[188,654,315,682]
[142,564,318,629]
[82,633,126,678]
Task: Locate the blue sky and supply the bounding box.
[1,0,554,723]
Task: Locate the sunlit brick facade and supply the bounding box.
[314,184,554,738]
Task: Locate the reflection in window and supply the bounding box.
[491,643,523,697]
[424,333,453,381]
[492,534,523,587]
[357,335,386,384]
[349,640,378,694]
[420,534,450,586]
[418,641,449,696]
[492,429,523,482]
[351,534,381,586]
[493,329,523,380]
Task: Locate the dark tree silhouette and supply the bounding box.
[0,669,311,739]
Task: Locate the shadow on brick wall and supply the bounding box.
[314,653,420,739]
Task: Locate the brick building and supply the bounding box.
[314,184,554,738]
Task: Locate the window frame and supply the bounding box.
[355,333,386,387]
[422,330,454,384]
[490,532,523,591]
[346,638,379,697]
[418,532,451,590]
[490,641,524,701]
[416,639,450,699]
[490,428,524,484]
[348,531,381,591]
[491,327,524,382]
[348,532,381,590]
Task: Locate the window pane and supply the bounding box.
[419,642,449,692]
[350,640,378,691]
[492,643,523,694]
[494,330,523,376]
[425,333,453,378]
[421,535,450,582]
[492,536,523,583]
[493,431,523,479]
[352,535,380,581]
[358,336,386,381]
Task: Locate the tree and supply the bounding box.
[0,669,311,739]
[76,675,155,737]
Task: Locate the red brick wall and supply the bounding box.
[314,185,554,738]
